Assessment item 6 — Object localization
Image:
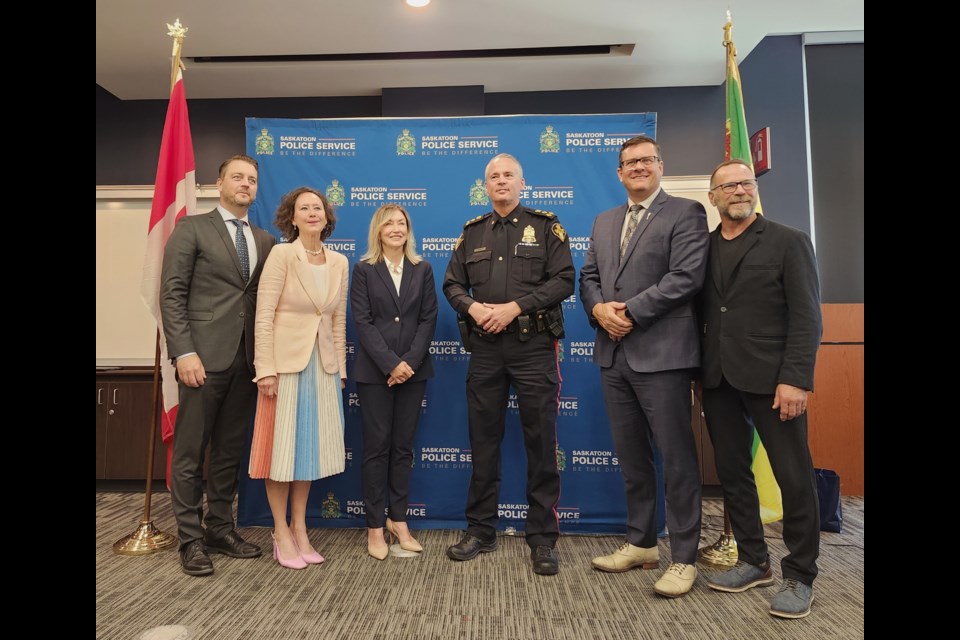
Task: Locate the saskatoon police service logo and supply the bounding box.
[469,179,489,206]
[397,129,416,156]
[540,125,560,153]
[321,491,341,518]
[325,179,346,206]
[556,445,567,472]
[255,128,274,155]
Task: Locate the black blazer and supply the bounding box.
[699,215,822,394]
[350,258,438,384]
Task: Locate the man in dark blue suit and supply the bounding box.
[700,160,822,619]
[579,136,708,597]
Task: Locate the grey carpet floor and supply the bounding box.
[97,493,863,640]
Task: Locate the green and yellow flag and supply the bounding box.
[723,18,781,524]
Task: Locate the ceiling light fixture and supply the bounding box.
[405,0,430,8]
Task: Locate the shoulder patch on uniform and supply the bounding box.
[454,233,464,251]
[552,223,567,242]
[463,213,489,228]
[529,208,556,219]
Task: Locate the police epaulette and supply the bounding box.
[463,213,490,228]
[529,209,556,219]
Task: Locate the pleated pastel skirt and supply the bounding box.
[249,344,346,482]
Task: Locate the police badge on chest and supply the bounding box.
[516,224,541,254]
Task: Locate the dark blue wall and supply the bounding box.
[806,44,864,303]
[738,35,811,235]
[96,85,382,185]
[97,83,724,186]
[487,86,723,177]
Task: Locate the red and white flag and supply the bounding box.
[140,69,197,484]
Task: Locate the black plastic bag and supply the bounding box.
[815,468,842,533]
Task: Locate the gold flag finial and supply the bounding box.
[166,19,188,42]
[722,11,736,57]
[165,19,188,94]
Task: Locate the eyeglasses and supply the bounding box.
[711,179,758,194]
[619,156,660,170]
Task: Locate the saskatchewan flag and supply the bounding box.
[723,18,782,524]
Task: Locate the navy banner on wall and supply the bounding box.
[237,114,667,535]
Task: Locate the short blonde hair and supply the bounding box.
[360,203,422,266]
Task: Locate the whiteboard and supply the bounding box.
[95,187,220,366]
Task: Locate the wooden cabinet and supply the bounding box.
[807,304,864,495]
[96,369,166,480]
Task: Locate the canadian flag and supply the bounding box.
[140,69,196,485]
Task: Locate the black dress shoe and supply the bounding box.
[446,534,497,561]
[531,545,559,575]
[204,529,262,558]
[180,540,214,576]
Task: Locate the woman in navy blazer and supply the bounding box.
[350,204,438,560]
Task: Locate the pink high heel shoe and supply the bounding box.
[298,538,325,565]
[272,532,307,570]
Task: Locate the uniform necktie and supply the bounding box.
[229,218,250,282]
[620,204,643,260]
[490,217,509,301]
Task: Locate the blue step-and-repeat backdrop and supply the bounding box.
[237,114,667,535]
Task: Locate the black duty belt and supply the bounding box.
[471,310,554,341]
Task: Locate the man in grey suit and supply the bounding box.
[160,154,276,576]
[700,160,822,619]
[579,136,708,597]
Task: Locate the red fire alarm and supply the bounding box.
[750,127,771,176]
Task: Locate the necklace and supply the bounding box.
[304,246,324,256]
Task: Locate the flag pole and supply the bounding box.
[112,20,188,557]
[698,12,740,567]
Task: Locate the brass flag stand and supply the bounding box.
[698,509,738,567]
[113,338,178,555]
[113,20,189,556]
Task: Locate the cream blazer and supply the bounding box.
[254,238,349,381]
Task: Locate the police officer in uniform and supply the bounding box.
[443,153,574,576]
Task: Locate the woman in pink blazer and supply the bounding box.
[249,186,348,570]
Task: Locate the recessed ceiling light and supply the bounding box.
[405,0,431,7]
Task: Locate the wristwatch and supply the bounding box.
[624,308,634,321]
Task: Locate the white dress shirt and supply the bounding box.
[385,257,403,296]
